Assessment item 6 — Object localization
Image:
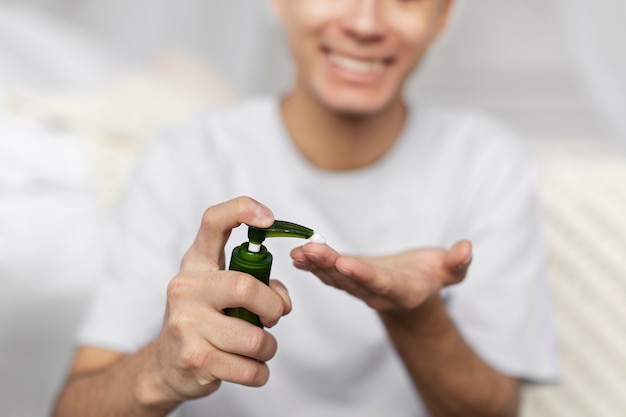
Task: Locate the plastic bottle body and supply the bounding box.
[225,243,273,327]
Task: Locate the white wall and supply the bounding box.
[410,0,608,141]
[2,0,610,141]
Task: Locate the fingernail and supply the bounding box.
[256,205,273,221]
[275,285,289,295]
[197,376,212,386]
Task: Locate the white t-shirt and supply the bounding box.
[78,97,560,417]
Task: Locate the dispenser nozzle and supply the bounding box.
[247,220,324,252]
[248,220,313,243]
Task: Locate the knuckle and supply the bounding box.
[231,274,259,302]
[240,362,268,386]
[179,344,214,373]
[264,301,285,328]
[167,311,196,336]
[237,195,255,211]
[242,328,266,355]
[178,346,202,371]
[201,206,218,230]
[167,275,191,301]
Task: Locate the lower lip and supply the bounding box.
[324,52,388,84]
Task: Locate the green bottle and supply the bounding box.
[225,220,325,327]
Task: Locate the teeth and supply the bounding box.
[330,53,384,74]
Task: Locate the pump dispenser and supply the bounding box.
[225,220,325,327]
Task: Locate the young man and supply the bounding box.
[54,1,559,416]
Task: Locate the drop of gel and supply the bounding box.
[309,233,327,244]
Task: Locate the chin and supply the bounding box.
[334,105,382,118]
[319,92,395,118]
[322,74,403,113]
[328,102,389,118]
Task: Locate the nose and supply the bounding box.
[341,0,386,41]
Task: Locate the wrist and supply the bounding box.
[378,292,446,333]
[133,342,182,413]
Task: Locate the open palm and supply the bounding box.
[290,240,472,312]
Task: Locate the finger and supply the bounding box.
[336,254,460,311]
[205,271,288,327]
[193,344,271,387]
[291,243,340,270]
[298,245,378,288]
[291,244,348,289]
[293,244,381,299]
[444,240,472,284]
[334,255,374,280]
[333,256,387,296]
[212,353,271,387]
[205,313,279,363]
[268,279,292,318]
[182,196,274,271]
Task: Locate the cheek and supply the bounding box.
[286,1,337,30]
[283,4,341,75]
[282,4,324,56]
[392,16,440,65]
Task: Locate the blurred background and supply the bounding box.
[1,0,618,140]
[1,0,625,416]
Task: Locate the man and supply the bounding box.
[54,1,559,416]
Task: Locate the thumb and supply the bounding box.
[181,196,274,272]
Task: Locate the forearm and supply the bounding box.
[53,342,181,417]
[379,295,520,417]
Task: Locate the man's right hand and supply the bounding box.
[144,196,292,403]
[54,197,292,416]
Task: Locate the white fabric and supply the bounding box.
[77,97,560,417]
[0,116,105,416]
[520,139,626,417]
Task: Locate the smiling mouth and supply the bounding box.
[326,50,392,75]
